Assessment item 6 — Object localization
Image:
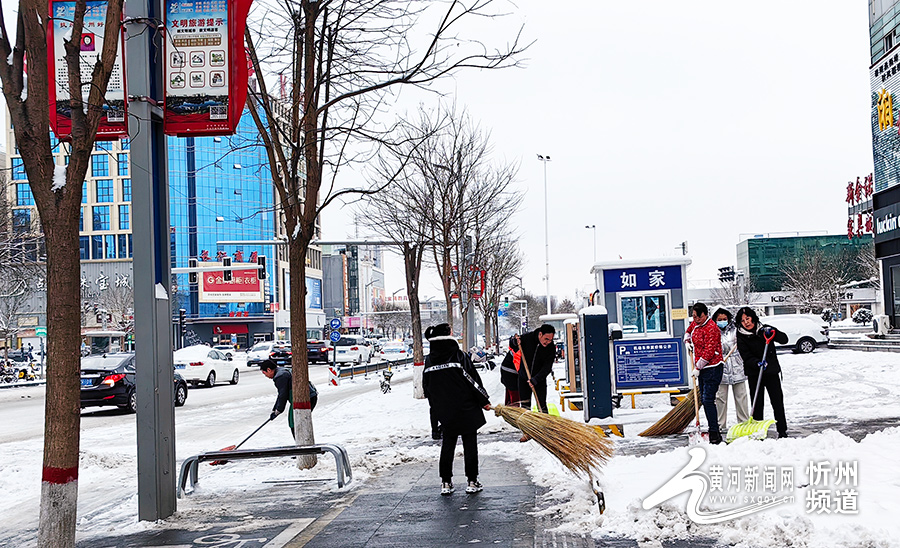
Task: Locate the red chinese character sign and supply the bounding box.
[48,0,128,141]
[198,262,263,303]
[846,173,875,240]
[163,0,252,136]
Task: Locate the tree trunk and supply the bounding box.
[38,212,82,548]
[404,243,425,399]
[288,237,316,468]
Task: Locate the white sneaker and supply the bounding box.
[441,482,454,496]
[465,480,483,494]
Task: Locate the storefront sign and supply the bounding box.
[198,262,263,302]
[612,338,686,391]
[603,265,683,293]
[306,278,322,310]
[48,0,128,140]
[163,0,252,136]
[874,201,900,244]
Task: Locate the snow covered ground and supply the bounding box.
[2,349,900,547]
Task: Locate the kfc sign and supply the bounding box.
[198,262,263,303]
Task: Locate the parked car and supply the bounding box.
[247,342,273,367]
[80,352,188,412]
[307,339,332,364]
[333,335,373,364]
[380,342,412,361]
[173,345,240,387]
[213,344,237,359]
[760,315,829,354]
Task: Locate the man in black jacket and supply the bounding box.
[260,360,318,438]
[516,324,557,415]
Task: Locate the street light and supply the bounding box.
[537,154,552,314]
[585,225,596,263]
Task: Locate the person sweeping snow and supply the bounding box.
[735,306,789,439]
[712,307,751,433]
[684,302,724,444]
[422,323,491,496]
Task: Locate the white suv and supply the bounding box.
[332,335,373,364]
[246,342,273,367]
[760,315,829,354]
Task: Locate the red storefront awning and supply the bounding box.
[213,324,249,335]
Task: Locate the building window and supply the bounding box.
[117,153,128,176]
[12,209,31,233]
[95,141,111,152]
[96,179,113,202]
[118,234,128,258]
[887,32,894,52]
[121,138,130,151]
[128,234,133,258]
[92,206,110,231]
[105,235,116,259]
[91,235,102,260]
[12,157,26,180]
[82,181,88,204]
[119,205,130,230]
[80,236,89,260]
[122,178,131,202]
[91,155,109,177]
[79,208,84,231]
[16,183,34,206]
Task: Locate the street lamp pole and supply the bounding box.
[585,225,596,263]
[537,154,551,315]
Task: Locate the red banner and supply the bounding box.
[48,0,128,141]
[163,0,252,136]
[198,264,263,303]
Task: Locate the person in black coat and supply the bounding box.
[499,335,521,405]
[422,323,491,496]
[516,324,557,414]
[734,307,789,438]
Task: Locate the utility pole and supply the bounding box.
[537,154,552,314]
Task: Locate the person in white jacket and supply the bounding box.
[712,307,750,433]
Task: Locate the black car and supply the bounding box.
[80,352,188,412]
[307,339,331,364]
[269,343,293,367]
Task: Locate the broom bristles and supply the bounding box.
[638,388,697,437]
[494,404,614,478]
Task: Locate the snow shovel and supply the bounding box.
[209,416,273,465]
[726,330,777,443]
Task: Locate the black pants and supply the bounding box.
[518,377,548,413]
[697,365,723,437]
[746,367,787,436]
[440,431,478,483]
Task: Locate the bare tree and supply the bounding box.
[710,276,758,308]
[96,283,135,331]
[556,298,576,314]
[0,0,124,543]
[476,238,523,349]
[781,249,845,313]
[243,0,526,462]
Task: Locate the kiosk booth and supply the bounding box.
[590,257,692,408]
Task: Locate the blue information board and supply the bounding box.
[612,338,686,391]
[602,265,683,293]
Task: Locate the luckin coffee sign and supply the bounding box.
[875,203,900,244]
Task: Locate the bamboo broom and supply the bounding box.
[638,344,737,437]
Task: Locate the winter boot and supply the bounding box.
[441,482,454,496]
[465,480,483,494]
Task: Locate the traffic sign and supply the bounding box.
[329,331,342,343]
[330,318,342,330]
[498,308,508,317]
[35,327,47,337]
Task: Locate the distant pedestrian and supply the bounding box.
[712,307,750,433]
[735,306,789,438]
[423,323,491,496]
[684,302,724,444]
[499,335,521,405]
[259,360,318,438]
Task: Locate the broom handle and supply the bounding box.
[688,346,700,427]
[515,336,542,409]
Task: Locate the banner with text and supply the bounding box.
[198,262,263,303]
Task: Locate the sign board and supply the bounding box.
[330,318,342,330]
[612,338,687,392]
[671,308,688,321]
[497,308,508,317]
[329,331,341,343]
[49,0,128,140]
[36,327,47,337]
[603,265,682,293]
[163,0,252,136]
[198,262,263,303]
[306,278,323,310]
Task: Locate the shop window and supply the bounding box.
[619,292,670,336]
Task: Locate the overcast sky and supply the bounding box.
[325,1,875,303]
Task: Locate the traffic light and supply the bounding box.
[179,308,186,334]
[189,258,198,284]
[718,266,735,283]
[223,257,232,282]
[258,255,267,280]
[502,296,510,307]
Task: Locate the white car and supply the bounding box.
[760,315,829,354]
[246,342,274,367]
[173,345,240,387]
[213,344,237,359]
[332,335,373,364]
[380,342,412,361]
